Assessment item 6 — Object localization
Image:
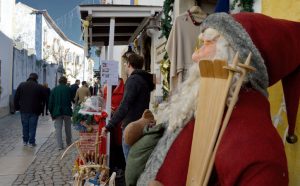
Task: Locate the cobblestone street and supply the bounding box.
[12,132,77,186]
[0,113,78,185]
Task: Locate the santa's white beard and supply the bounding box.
[156,62,200,131]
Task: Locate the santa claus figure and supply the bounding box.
[124,12,300,186]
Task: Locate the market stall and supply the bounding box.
[62,96,113,186]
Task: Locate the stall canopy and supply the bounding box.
[79,4,162,47]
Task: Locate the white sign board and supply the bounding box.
[101,60,119,85]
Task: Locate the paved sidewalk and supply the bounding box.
[0,114,23,158]
[0,113,78,185]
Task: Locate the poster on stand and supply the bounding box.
[101,60,119,86]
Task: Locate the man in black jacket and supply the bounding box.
[102,52,155,160]
[70,79,80,103]
[14,73,45,147]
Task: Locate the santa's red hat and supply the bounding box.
[200,13,300,143]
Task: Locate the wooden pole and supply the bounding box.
[94,130,99,163]
[105,17,115,167]
[203,53,254,185]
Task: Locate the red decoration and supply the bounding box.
[94,111,108,156]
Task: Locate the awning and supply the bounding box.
[79,4,162,46]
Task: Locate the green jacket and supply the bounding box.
[49,84,73,118]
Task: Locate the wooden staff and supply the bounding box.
[203,53,254,185]
[94,130,100,163]
[186,53,240,186]
[201,54,240,183]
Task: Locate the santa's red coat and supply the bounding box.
[155,89,288,186]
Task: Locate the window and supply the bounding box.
[75,56,79,65]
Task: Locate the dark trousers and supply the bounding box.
[42,99,49,115]
[21,113,39,144]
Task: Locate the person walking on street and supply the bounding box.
[49,76,73,150]
[14,73,45,147]
[74,81,91,105]
[70,79,80,103]
[42,83,51,116]
[89,84,94,96]
[93,78,100,96]
[102,51,155,161]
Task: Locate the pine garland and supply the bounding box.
[161,0,174,39]
[72,105,95,132]
[160,0,174,100]
[231,0,254,12]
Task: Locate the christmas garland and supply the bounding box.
[231,0,254,12]
[160,56,170,100]
[72,105,95,132]
[161,0,174,39]
[160,0,174,100]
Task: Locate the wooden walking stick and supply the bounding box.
[203,53,255,185]
[186,53,240,186]
[95,130,100,163]
[61,140,86,165]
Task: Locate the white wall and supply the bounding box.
[13,3,36,51]
[41,16,89,88]
[0,0,15,37]
[13,48,37,89]
[13,3,90,90]
[108,0,163,6]
[13,3,44,89]
[0,0,15,113]
[0,32,13,108]
[138,0,163,6]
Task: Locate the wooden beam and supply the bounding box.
[83,6,160,18]
[93,22,140,27]
[90,40,129,46]
[91,41,105,46]
[89,27,93,45]
[92,11,152,18]
[92,33,132,37]
[129,17,149,43]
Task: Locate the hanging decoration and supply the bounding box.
[72,105,96,132]
[160,56,170,100]
[81,16,92,57]
[231,0,254,12]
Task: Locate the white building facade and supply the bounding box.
[13,2,92,91]
[0,0,15,116]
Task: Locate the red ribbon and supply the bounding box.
[93,111,108,156]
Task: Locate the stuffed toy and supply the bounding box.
[124,109,155,146]
[137,12,300,186]
[124,109,165,186]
